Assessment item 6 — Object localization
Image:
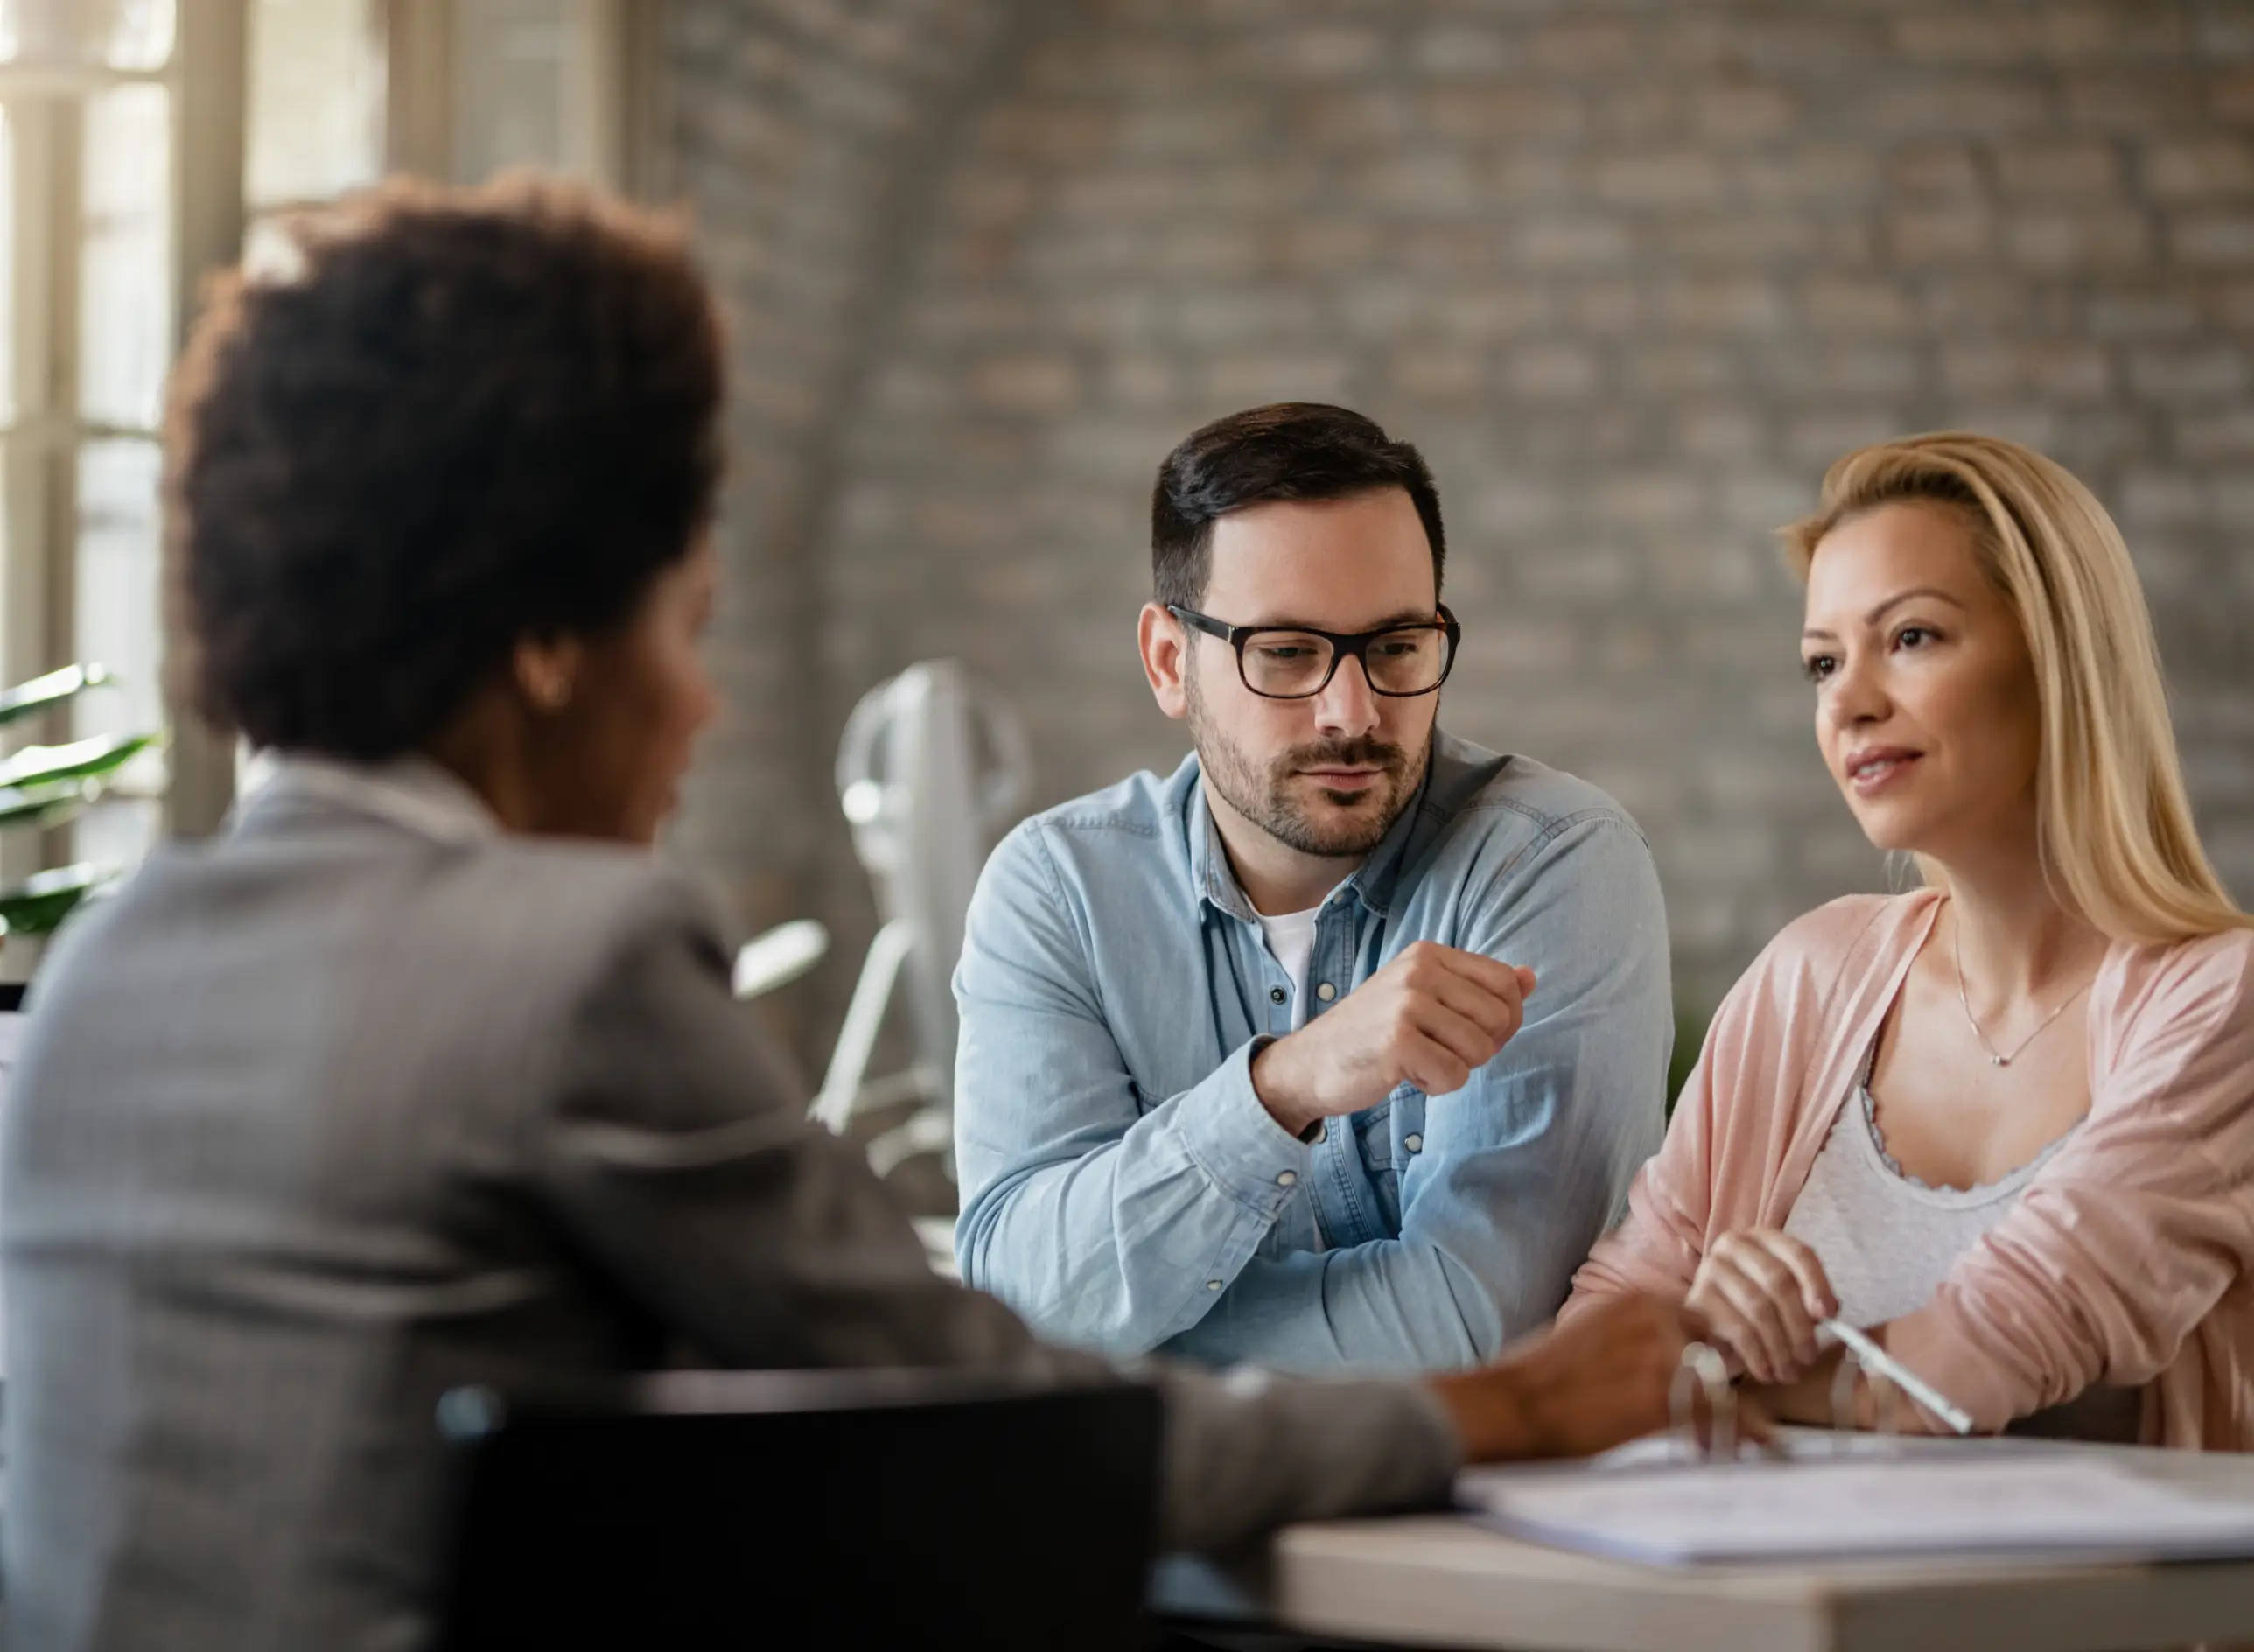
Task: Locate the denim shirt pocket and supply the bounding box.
[1354,1099,1394,1165]
[1359,1082,1433,1234]
[1348,1089,1395,1233]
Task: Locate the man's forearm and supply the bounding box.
[958,1041,1313,1353]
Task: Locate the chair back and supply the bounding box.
[432,1368,1162,1651]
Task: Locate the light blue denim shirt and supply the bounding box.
[952,731,1670,1374]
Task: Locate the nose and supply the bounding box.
[1312,650,1381,738]
[1824,648,1889,733]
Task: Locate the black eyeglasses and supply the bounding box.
[1168,604,1461,700]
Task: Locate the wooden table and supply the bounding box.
[1154,1442,2254,1651]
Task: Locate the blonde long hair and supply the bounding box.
[1782,431,2250,945]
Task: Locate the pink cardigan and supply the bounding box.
[1568,890,2254,1449]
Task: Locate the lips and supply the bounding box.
[1302,767,1383,790]
[1844,747,1922,795]
[1277,740,1404,797]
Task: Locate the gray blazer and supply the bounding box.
[1,759,1458,1652]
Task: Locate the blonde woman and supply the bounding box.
[1568,431,2254,1447]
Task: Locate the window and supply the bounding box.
[0,0,657,948]
[0,0,190,892]
[380,0,656,195]
[245,0,384,213]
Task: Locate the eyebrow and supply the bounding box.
[1241,608,1438,633]
[1801,586,1969,640]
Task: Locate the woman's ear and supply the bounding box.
[512,634,585,713]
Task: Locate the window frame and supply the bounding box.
[0,4,248,890]
[0,0,665,892]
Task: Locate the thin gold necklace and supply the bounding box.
[1950,918,2095,1068]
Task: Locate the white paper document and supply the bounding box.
[1459,1455,2254,1566]
[1557,1425,1945,1473]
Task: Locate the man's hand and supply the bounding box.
[1250,942,1536,1138]
[1429,1293,1712,1462]
[1684,1228,1838,1386]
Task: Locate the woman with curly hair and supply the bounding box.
[0,175,1698,1652]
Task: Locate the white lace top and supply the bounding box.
[1782,1045,2142,1442]
[1783,1074,2073,1329]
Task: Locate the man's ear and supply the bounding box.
[1138,601,1190,722]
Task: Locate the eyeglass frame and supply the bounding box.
[1166,603,1463,700]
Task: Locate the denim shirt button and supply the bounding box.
[1404,1133,1424,1153]
[1275,1170,1298,1187]
[1206,1278,1223,1291]
[1315,982,1337,1001]
[1269,986,1286,1004]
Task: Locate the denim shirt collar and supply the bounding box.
[1183,748,1433,925]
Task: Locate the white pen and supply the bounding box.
[1818,1319,1977,1437]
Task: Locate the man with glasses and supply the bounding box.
[953,402,1671,1371]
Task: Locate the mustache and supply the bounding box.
[1272,737,1408,778]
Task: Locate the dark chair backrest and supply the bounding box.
[430,1368,1163,1652]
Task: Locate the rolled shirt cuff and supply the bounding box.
[1175,1037,1317,1216]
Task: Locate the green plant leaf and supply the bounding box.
[0,731,156,790]
[0,663,115,728]
[0,862,116,935]
[0,778,97,830]
[1666,995,1713,1120]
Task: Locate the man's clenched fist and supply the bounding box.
[1250,941,1536,1138]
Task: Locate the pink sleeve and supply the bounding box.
[1888,936,2254,1432]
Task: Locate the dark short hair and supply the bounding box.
[168,173,725,758]
[1149,403,1446,609]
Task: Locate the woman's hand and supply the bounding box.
[1685,1229,1838,1385]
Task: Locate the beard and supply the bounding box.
[1186,657,1431,859]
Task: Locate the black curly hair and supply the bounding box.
[1149,403,1445,610]
[167,172,726,758]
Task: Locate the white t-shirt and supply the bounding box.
[1257,906,1322,1031]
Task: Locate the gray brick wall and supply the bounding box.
[671,0,2254,1058]
[663,1,1015,903]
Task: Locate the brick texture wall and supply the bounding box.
[665,0,1016,934]
[671,0,2254,1060]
